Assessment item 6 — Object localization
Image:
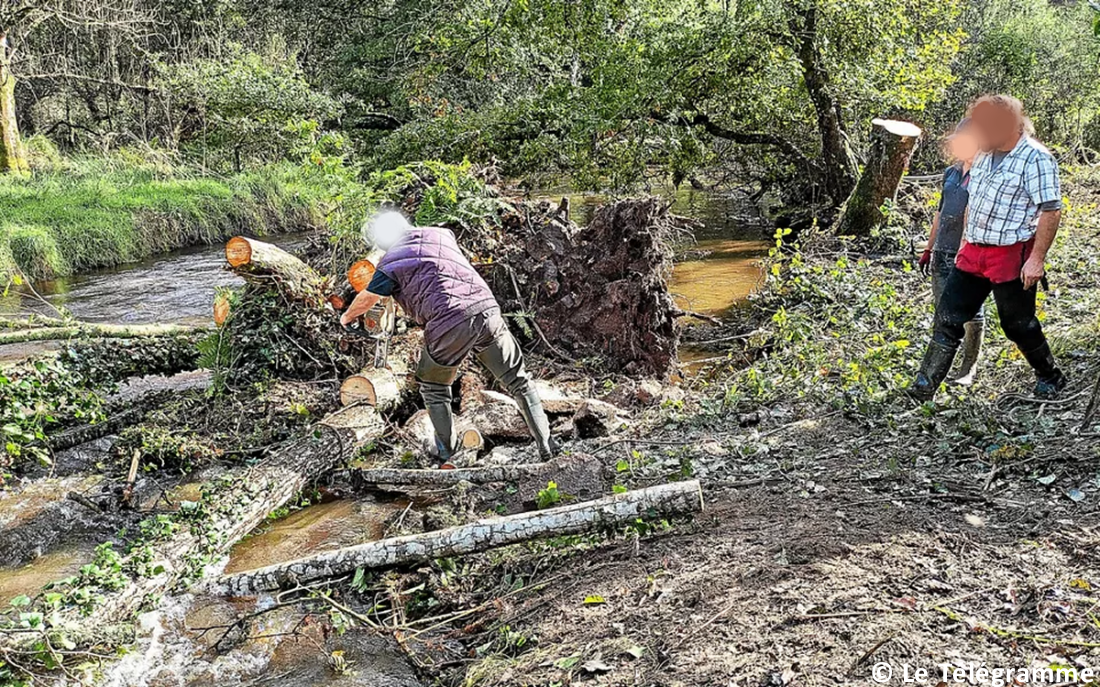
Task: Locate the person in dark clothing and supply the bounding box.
[911,95,1066,401]
[341,212,556,460]
[917,118,983,385]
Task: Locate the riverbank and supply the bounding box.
[0,147,334,282]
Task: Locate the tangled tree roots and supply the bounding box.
[494,198,688,377]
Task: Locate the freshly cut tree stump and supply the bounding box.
[0,403,396,656]
[340,368,403,408]
[225,237,329,302]
[835,118,923,237]
[217,479,704,594]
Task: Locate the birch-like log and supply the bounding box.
[354,454,598,488]
[340,368,404,408]
[217,480,703,595]
[0,322,201,345]
[834,118,922,237]
[0,403,393,656]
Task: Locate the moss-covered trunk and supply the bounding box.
[835,119,922,237]
[0,34,28,174]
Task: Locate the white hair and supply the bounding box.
[363,211,411,250]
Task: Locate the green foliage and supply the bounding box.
[113,426,221,474]
[536,481,562,509]
[0,153,330,281]
[159,40,342,171]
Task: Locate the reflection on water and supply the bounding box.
[670,238,768,317]
[0,544,94,605]
[0,232,312,326]
[224,496,404,575]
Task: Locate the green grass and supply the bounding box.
[0,145,337,281]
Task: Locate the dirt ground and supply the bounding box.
[426,410,1100,687]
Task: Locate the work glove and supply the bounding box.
[918,249,932,277]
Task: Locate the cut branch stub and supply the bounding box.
[217,479,704,595]
[213,293,231,326]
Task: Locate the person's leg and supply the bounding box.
[474,313,555,457]
[416,346,462,459]
[912,267,991,399]
[992,279,1066,396]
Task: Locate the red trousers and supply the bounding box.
[955,239,1035,284]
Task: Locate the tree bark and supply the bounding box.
[0,34,28,174]
[834,119,922,237]
[790,3,857,205]
[217,479,704,594]
[355,454,598,489]
[225,237,329,302]
[0,404,394,656]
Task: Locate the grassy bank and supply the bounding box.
[0,145,338,281]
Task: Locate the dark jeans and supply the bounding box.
[933,267,1045,355]
[930,250,983,324]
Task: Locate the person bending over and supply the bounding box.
[341,212,556,460]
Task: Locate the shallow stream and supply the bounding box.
[0,187,768,684]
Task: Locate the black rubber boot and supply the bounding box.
[1022,342,1067,398]
[909,340,959,401]
[513,387,557,459]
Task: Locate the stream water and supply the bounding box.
[0,188,768,684]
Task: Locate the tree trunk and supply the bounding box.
[217,479,704,594]
[790,3,857,205]
[225,237,329,302]
[0,404,394,656]
[834,119,922,237]
[0,322,203,345]
[0,34,28,175]
[354,454,599,489]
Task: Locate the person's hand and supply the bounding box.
[918,249,932,277]
[1021,254,1045,290]
[340,310,357,327]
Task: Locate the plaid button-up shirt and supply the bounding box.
[966,136,1061,246]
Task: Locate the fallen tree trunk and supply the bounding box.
[225,237,330,302]
[355,454,596,488]
[834,118,922,237]
[0,322,202,345]
[218,479,703,594]
[0,403,395,656]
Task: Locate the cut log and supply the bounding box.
[0,402,397,656]
[213,293,231,326]
[347,249,385,293]
[403,409,484,456]
[224,237,329,302]
[834,118,923,237]
[340,367,403,408]
[217,479,703,594]
[0,322,202,345]
[479,386,623,417]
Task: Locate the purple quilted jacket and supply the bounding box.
[377,227,498,344]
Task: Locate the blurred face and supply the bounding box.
[969,101,1019,152]
[946,129,979,164]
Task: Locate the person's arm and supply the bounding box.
[1022,210,1061,290]
[340,269,396,326]
[1020,154,1063,290]
[920,211,939,276]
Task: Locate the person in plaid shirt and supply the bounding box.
[911,95,1066,400]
